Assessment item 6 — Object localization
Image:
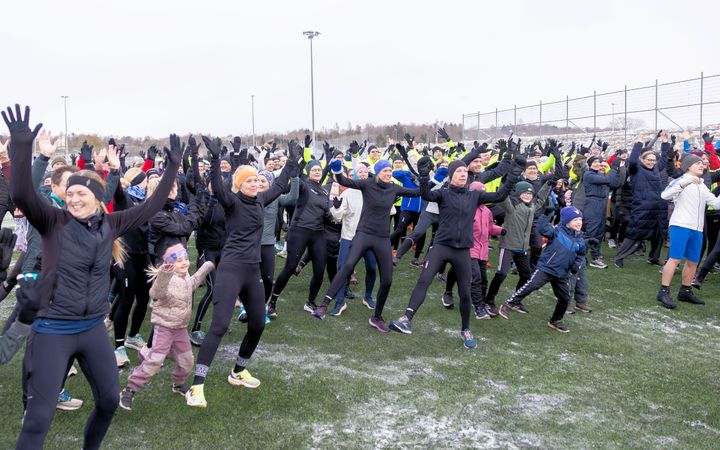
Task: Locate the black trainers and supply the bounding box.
[392,256,400,267]
[441,292,455,309]
[575,302,592,313]
[119,388,134,411]
[678,287,705,305]
[303,301,317,313]
[548,320,570,333]
[656,288,676,309]
[691,274,704,290]
[508,302,529,314]
[486,304,499,317]
[410,258,425,268]
[345,287,356,300]
[646,258,663,266]
[172,384,189,395]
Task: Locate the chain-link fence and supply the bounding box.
[462,72,720,148]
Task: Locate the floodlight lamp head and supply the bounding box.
[303,31,320,39]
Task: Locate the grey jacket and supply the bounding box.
[499,182,552,251]
[261,178,299,246]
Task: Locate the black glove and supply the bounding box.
[570,263,579,275]
[437,127,450,142]
[80,140,94,162]
[304,134,312,148]
[703,132,714,144]
[417,156,433,177]
[602,141,609,152]
[164,134,183,167]
[332,197,342,209]
[201,135,222,160]
[288,140,302,161]
[404,133,415,148]
[349,140,360,156]
[495,139,508,155]
[323,141,332,162]
[147,145,159,161]
[0,229,16,284]
[500,229,507,236]
[670,134,677,148]
[1,105,43,158]
[231,136,242,152]
[508,137,522,156]
[221,146,229,157]
[69,153,78,166]
[17,274,44,325]
[395,143,409,160]
[188,135,201,157]
[512,155,527,170]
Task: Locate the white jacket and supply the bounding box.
[331,188,363,241]
[662,175,720,231]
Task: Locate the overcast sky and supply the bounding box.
[2,0,719,138]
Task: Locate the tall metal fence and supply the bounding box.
[462,72,720,148]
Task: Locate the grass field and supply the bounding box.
[0,241,718,449]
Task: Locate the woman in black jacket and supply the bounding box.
[187,137,299,408]
[5,104,182,450]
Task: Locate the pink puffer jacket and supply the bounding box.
[471,204,503,261]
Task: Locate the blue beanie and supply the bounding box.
[306,159,321,174]
[560,206,583,226]
[374,159,391,175]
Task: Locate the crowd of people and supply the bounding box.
[0,103,718,448]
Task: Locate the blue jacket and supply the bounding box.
[536,214,586,278]
[392,170,423,213]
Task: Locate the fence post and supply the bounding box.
[655,79,658,131]
[593,90,596,132]
[514,105,517,129]
[566,95,569,140]
[495,108,498,139]
[477,111,480,140]
[700,72,704,131]
[624,85,627,149]
[539,100,543,138]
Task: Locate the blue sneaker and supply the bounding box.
[265,313,271,325]
[237,306,248,323]
[461,329,477,349]
[330,301,347,317]
[389,315,413,334]
[362,297,376,310]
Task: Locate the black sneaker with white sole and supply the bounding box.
[441,292,455,309]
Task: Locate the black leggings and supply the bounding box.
[397,210,438,260]
[322,231,394,317]
[390,210,425,257]
[485,248,532,306]
[111,252,151,347]
[299,232,339,284]
[273,226,327,303]
[260,244,276,302]
[17,323,119,450]
[404,244,473,330]
[507,269,569,322]
[191,248,222,333]
[195,262,266,381]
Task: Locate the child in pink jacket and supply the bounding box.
[469,182,504,319]
[119,244,214,411]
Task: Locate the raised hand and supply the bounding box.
[437,127,450,142]
[1,105,43,154]
[231,136,242,152]
[495,139,508,153]
[201,135,222,160]
[106,143,121,170]
[349,140,360,156]
[164,133,183,167]
[93,146,107,165]
[304,134,312,148]
[288,140,302,161]
[323,141,333,162]
[332,196,342,209]
[220,146,228,157]
[395,143,409,160]
[80,140,94,162]
[37,129,59,157]
[188,135,201,156]
[416,156,433,177]
[404,132,415,148]
[69,153,77,166]
[147,145,159,161]
[703,132,714,144]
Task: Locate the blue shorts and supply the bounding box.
[668,226,703,263]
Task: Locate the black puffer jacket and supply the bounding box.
[149,193,207,260]
[625,142,667,241]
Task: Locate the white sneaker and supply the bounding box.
[56,389,83,411]
[115,346,130,367]
[608,239,617,249]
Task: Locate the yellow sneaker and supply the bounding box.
[185,385,207,408]
[227,369,261,388]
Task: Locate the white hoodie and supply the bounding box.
[662,175,720,231]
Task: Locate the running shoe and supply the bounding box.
[267,302,278,318]
[303,301,317,313]
[124,334,147,351]
[508,302,529,314]
[186,385,207,408]
[56,389,83,411]
[547,320,570,333]
[461,329,477,349]
[330,301,348,317]
[486,304,499,317]
[345,287,356,300]
[362,297,376,310]
[189,330,206,347]
[607,238,617,249]
[441,292,455,309]
[118,388,134,411]
[410,258,425,268]
[575,302,593,313]
[265,313,271,325]
[368,316,390,333]
[435,272,447,283]
[277,250,287,259]
[67,364,78,377]
[392,256,400,267]
[312,304,327,320]
[475,306,490,320]
[227,369,261,388]
[274,241,283,252]
[388,315,412,334]
[172,384,189,395]
[237,306,248,322]
[589,258,608,269]
[498,303,511,320]
[115,346,130,367]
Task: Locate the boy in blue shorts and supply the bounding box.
[658,154,720,308]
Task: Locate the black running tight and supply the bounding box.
[112,252,151,347]
[272,226,326,303]
[191,248,222,333]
